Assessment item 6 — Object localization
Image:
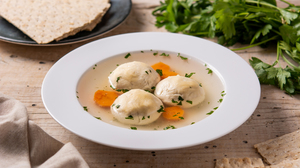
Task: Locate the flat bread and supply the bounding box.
[254,130,300,165]
[215,158,265,168]
[0,0,110,44]
[265,158,300,168]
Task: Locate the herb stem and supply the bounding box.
[271,42,281,67]
[186,32,209,36]
[280,49,300,71]
[270,29,281,36]
[186,30,222,36]
[231,35,279,51]
[280,0,295,6]
[245,0,278,10]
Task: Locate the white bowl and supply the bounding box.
[41,32,260,150]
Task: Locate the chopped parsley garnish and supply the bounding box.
[206,111,214,115]
[178,96,184,101]
[116,76,121,83]
[153,52,158,55]
[151,86,155,90]
[110,85,115,89]
[191,122,195,125]
[95,117,101,120]
[214,107,218,110]
[145,71,149,74]
[177,96,184,105]
[124,53,131,59]
[156,69,163,76]
[141,51,144,53]
[180,56,188,60]
[116,105,120,109]
[163,125,176,130]
[185,72,195,78]
[206,68,213,74]
[116,89,129,93]
[221,91,226,97]
[147,116,150,118]
[199,83,202,87]
[177,53,188,60]
[112,104,115,107]
[186,100,193,104]
[160,53,169,56]
[77,96,79,98]
[218,99,223,103]
[172,99,178,103]
[125,115,134,120]
[83,106,88,112]
[157,105,165,113]
[142,116,145,120]
[179,116,184,120]
[130,127,137,130]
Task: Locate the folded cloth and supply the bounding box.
[0,93,89,168]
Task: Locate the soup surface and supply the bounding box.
[77,50,225,130]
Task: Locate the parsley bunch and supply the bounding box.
[153,0,300,95]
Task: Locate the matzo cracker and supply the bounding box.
[0,0,110,44]
[215,158,265,168]
[254,130,300,165]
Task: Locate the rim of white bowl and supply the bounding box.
[41,32,261,150]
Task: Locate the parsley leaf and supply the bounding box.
[156,69,163,76]
[157,105,165,113]
[131,127,137,130]
[125,115,134,120]
[185,72,195,78]
[160,53,170,56]
[153,0,300,95]
[95,117,101,120]
[206,68,213,74]
[124,53,131,59]
[206,111,214,115]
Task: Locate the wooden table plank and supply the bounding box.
[1,0,300,167]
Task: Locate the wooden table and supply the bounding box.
[1,0,299,167]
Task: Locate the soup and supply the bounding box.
[76,50,225,130]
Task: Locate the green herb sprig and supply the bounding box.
[153,0,300,95]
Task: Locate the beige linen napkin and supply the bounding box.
[0,93,89,168]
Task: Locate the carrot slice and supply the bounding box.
[151,62,171,70]
[162,71,178,79]
[162,106,185,120]
[94,90,119,107]
[151,62,178,79]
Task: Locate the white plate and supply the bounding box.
[41,32,260,150]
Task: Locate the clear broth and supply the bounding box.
[77,50,225,130]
